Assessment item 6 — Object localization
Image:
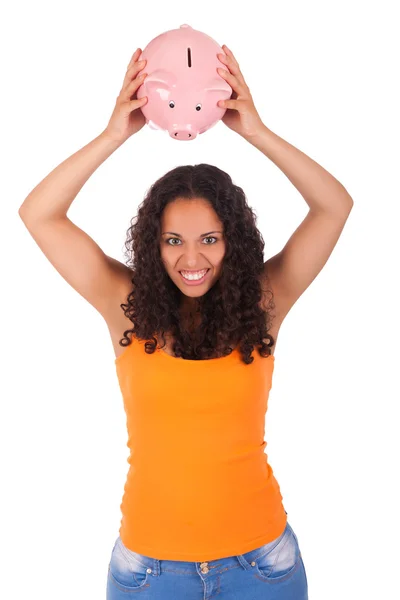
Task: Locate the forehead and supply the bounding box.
[161,198,222,229]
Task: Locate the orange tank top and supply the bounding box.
[114,334,287,561]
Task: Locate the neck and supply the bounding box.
[180,297,200,314]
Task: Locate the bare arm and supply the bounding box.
[18,48,148,319]
[264,208,353,322]
[246,126,354,321]
[18,131,132,318]
[19,132,123,221]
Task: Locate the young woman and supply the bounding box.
[19,45,353,599]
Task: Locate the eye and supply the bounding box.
[165,237,218,246]
[195,103,202,111]
[166,237,180,246]
[169,101,175,108]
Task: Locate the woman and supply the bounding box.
[19,45,353,599]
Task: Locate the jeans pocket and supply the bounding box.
[253,523,302,583]
[108,536,152,591]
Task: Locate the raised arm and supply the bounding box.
[18,48,148,320]
[19,132,132,319]
[264,207,353,321]
[214,46,354,321]
[252,126,354,320]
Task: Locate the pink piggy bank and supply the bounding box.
[136,24,232,141]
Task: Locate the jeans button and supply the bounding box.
[200,561,209,573]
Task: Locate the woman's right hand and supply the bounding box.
[103,48,148,143]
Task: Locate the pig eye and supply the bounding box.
[195,104,202,111]
[169,101,175,108]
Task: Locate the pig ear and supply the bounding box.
[204,78,232,94]
[143,69,178,88]
[147,119,163,130]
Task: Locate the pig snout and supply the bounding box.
[169,126,198,141]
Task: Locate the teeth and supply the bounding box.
[181,269,208,280]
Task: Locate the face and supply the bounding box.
[159,197,226,309]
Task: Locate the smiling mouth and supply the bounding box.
[179,269,209,273]
[179,269,210,282]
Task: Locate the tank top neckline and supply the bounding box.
[115,334,275,366]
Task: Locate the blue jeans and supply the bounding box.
[106,520,308,599]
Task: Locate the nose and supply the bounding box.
[169,128,198,141]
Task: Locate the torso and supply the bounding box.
[105,275,284,361]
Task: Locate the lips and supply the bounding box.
[180,269,208,275]
[179,269,210,285]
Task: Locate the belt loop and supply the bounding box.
[153,557,160,576]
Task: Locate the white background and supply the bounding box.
[2,1,399,598]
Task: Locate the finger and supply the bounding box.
[122,59,147,90]
[123,49,142,85]
[218,52,246,87]
[128,96,148,111]
[218,98,239,110]
[123,60,146,87]
[222,44,240,71]
[127,47,141,70]
[217,68,247,97]
[222,45,239,68]
[123,72,147,100]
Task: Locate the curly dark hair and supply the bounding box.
[119,163,276,364]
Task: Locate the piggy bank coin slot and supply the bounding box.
[187,47,192,68]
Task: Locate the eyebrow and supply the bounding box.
[161,230,223,237]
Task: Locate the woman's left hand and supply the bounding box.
[217,45,265,139]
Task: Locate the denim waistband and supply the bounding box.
[116,518,290,577]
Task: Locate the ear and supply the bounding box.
[147,120,163,130]
[142,69,178,91]
[204,77,232,95]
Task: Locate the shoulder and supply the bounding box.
[101,258,134,331]
[259,258,292,330]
